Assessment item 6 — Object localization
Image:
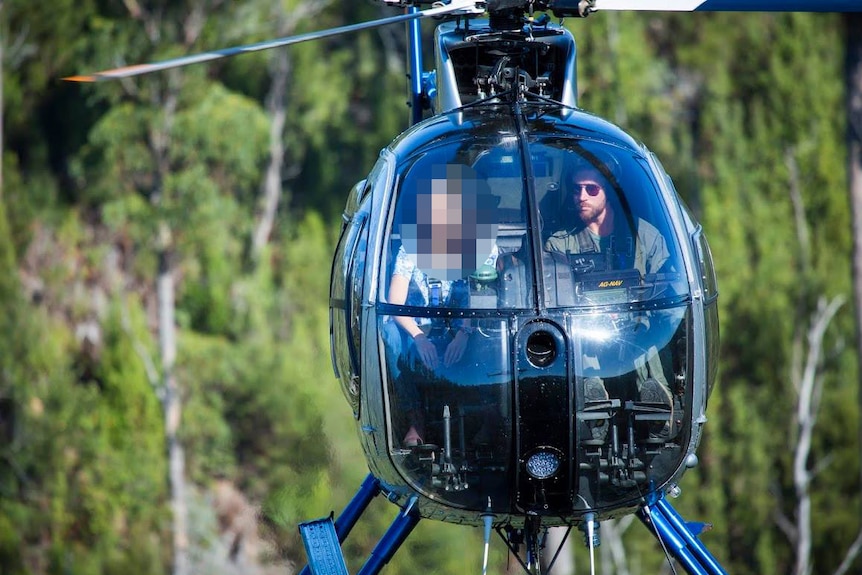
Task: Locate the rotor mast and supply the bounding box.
[383,1,587,122]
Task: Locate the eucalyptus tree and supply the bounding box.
[72,3,271,573]
[564,11,857,574]
[680,12,856,574]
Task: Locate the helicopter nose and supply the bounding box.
[514,321,573,514]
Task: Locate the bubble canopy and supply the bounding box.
[372,106,703,519]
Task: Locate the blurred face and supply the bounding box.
[573,169,608,225]
[427,188,464,267]
[400,164,498,281]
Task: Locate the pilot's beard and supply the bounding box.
[579,206,600,226]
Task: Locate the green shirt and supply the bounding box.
[544,218,670,276]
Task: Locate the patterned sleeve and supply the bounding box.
[393,245,416,279]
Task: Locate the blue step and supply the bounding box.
[300,517,350,575]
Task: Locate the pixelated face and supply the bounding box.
[400,164,498,281]
[572,168,609,225]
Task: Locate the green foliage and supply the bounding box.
[669,13,856,574]
[2,4,860,575]
[172,84,271,194]
[566,11,858,573]
[0,274,167,572]
[173,212,338,564]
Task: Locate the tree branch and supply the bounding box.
[774,507,798,544]
[792,295,844,575]
[833,529,862,575]
[118,294,162,396]
[250,0,334,261]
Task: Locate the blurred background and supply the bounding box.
[0,1,860,574]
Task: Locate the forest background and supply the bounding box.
[0,1,860,574]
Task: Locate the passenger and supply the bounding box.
[384,164,498,447]
[388,245,479,373]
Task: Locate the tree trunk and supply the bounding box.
[148,69,186,575]
[790,297,844,575]
[1,0,5,201]
[159,234,188,575]
[127,2,205,570]
[845,15,862,575]
[251,43,289,261]
[251,1,332,261]
[541,527,574,575]
[601,517,634,575]
[786,141,846,575]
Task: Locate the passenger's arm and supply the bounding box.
[389,275,422,337]
[389,274,438,369]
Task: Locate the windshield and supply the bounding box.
[533,139,688,308]
[381,137,532,312]
[376,131,693,515]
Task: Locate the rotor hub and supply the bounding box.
[433,19,578,112]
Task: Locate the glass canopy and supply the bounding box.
[376,130,694,515]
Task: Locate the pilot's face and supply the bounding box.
[573,169,608,225]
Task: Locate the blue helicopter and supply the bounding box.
[67,1,860,574]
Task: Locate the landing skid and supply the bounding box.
[298,474,420,575]
[298,474,728,575]
[638,492,728,575]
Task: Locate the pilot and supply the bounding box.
[545,157,674,440]
[384,163,499,447]
[545,161,669,277]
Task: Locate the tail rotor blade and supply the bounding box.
[65,0,484,82]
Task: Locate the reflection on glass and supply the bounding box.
[381,316,512,511]
[571,305,689,509]
[376,128,697,515]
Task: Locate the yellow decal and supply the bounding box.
[598,280,624,288]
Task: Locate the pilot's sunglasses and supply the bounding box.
[576,182,602,196]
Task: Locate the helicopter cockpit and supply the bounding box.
[335,104,719,525]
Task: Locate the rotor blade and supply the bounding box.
[592,0,861,11]
[64,0,484,82]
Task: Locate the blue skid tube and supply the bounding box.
[638,492,728,575]
[356,497,421,575]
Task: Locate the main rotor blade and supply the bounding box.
[592,0,861,11]
[65,0,484,82]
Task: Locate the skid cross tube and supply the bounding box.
[638,493,728,575]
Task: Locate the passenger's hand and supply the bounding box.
[444,330,469,367]
[413,333,439,370]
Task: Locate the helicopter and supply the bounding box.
[65,1,861,574]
